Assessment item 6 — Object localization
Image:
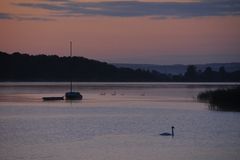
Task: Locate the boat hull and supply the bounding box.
[42,97,64,101]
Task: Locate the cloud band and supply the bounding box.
[1,0,240,21]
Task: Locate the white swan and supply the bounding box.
[160,126,175,137]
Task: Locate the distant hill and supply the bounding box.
[0,51,158,82]
[113,63,240,75]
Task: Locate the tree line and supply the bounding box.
[181,65,240,82]
[0,51,239,82]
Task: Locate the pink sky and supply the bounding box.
[0,0,240,64]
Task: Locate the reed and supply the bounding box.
[197,86,240,111]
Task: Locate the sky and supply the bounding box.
[0,0,240,65]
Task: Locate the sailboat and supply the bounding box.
[65,41,83,100]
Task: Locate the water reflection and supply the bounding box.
[208,104,240,112]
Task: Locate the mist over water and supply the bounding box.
[0,82,239,160]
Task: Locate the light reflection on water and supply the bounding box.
[0,82,236,103]
[0,82,239,160]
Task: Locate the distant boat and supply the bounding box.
[65,92,82,100]
[65,41,83,100]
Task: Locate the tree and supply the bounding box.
[184,65,197,81]
[203,67,213,81]
[219,66,226,81]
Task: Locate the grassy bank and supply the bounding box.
[197,86,240,111]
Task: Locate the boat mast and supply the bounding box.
[70,41,72,92]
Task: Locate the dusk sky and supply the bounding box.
[0,0,240,64]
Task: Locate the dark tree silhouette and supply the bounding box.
[184,65,197,81]
[203,67,214,81]
[219,66,226,81]
[0,51,161,82]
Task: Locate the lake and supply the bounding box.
[0,82,239,160]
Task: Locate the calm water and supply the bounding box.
[0,82,239,160]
